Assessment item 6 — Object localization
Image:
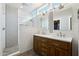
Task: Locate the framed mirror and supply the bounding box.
[53,16,72,31]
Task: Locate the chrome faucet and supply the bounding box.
[57,32,65,37]
[59,32,62,37]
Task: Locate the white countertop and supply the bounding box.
[34,34,72,42]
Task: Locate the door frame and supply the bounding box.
[0,3,5,56]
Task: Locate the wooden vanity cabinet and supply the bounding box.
[47,39,72,56]
[33,36,41,55]
[33,35,72,56]
[47,46,55,56]
[33,36,48,55]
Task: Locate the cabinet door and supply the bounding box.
[38,40,42,55]
[33,36,40,53]
[33,36,38,52]
[33,36,42,55]
[55,48,68,56]
[40,47,48,56]
[48,46,55,56]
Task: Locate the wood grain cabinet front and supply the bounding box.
[55,48,68,56]
[47,46,55,56]
[33,35,72,56]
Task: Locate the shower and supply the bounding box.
[0,4,19,56]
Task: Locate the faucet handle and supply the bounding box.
[59,32,62,37]
[62,33,65,37]
[59,32,62,35]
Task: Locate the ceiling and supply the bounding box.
[6,3,69,23]
[6,3,45,17]
[19,3,45,13]
[6,3,45,12]
[6,3,67,14]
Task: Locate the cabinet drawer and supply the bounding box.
[40,39,47,43]
[41,43,47,47]
[41,47,48,52]
[55,47,68,56]
[41,47,48,55]
[48,39,68,49]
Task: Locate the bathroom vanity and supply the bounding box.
[33,34,72,56]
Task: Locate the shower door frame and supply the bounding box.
[0,3,5,56]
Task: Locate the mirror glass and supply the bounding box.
[53,16,72,31]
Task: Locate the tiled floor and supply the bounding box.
[3,45,18,56]
[17,49,38,56]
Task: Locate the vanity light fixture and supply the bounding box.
[59,4,64,9]
[42,13,45,16]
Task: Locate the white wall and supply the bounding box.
[48,11,54,33]
[18,8,40,52]
[18,8,32,24]
[5,4,18,48]
[41,13,49,34]
[32,15,42,33]
[71,4,79,56]
[18,24,39,52]
[32,14,49,34]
